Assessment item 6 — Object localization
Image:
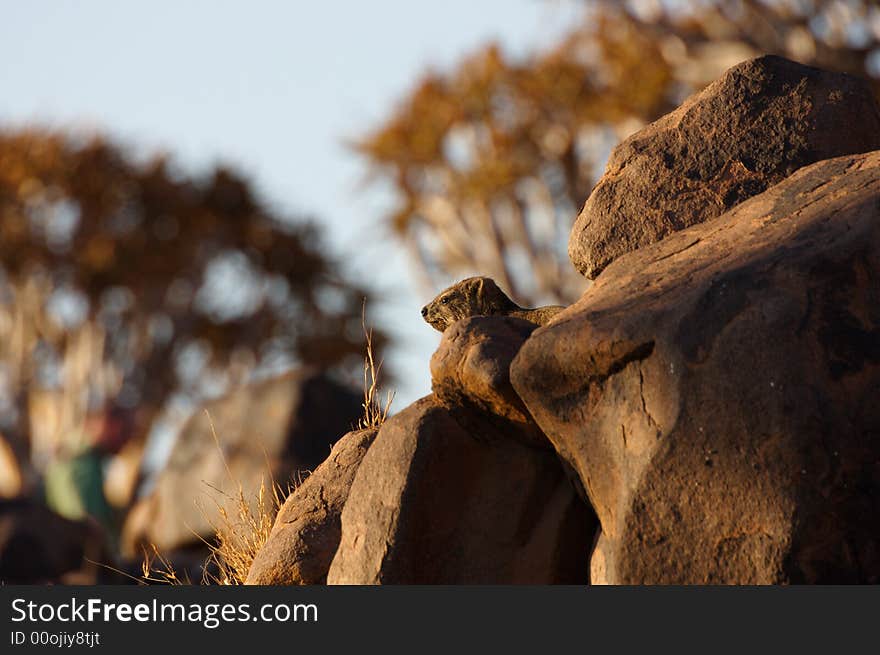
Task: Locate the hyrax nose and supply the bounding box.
[421,306,428,317]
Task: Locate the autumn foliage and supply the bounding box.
[0,130,384,463]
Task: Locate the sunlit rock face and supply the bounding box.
[327,396,596,585]
[514,150,880,584]
[327,316,597,585]
[429,315,549,449]
[243,316,596,585]
[246,427,378,586]
[569,55,880,280]
[242,56,880,587]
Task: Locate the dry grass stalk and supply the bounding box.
[358,302,394,430]
[140,543,188,585]
[198,411,289,585]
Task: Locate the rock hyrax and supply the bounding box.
[421,276,565,331]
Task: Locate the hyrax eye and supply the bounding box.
[441,296,450,304]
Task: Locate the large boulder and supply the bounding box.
[513,150,880,584]
[569,55,880,279]
[121,369,362,556]
[328,317,596,584]
[245,428,378,585]
[327,397,594,584]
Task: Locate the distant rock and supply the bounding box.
[121,369,362,556]
[514,150,880,583]
[0,498,113,584]
[245,428,378,585]
[569,55,880,279]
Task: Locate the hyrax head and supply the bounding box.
[420,276,517,332]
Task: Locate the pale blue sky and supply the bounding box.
[0,0,582,407]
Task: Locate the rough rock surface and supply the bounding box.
[121,369,361,556]
[513,150,880,584]
[327,397,595,584]
[0,498,113,584]
[569,55,880,279]
[430,316,548,448]
[245,428,378,585]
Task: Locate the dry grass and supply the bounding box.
[198,412,290,585]
[138,414,292,586]
[358,302,394,430]
[139,543,189,585]
[193,304,394,583]
[138,475,288,586]
[138,306,392,584]
[200,475,287,585]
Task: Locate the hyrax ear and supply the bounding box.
[474,277,493,313]
[472,277,485,306]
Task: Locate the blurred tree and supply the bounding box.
[356,0,880,306]
[0,130,386,470]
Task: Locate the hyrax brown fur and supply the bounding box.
[421,276,565,332]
